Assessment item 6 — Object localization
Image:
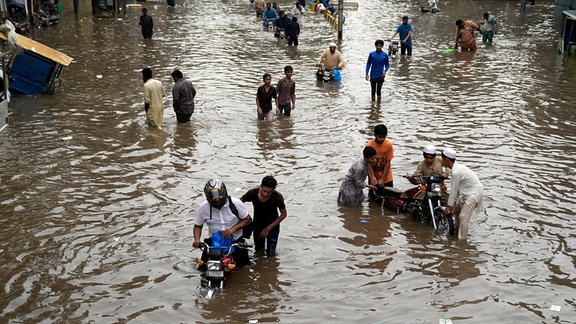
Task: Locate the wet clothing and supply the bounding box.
[482,15,497,44]
[412,156,444,184]
[195,197,251,266]
[448,162,484,240]
[410,156,449,203]
[139,14,153,39]
[395,22,413,55]
[293,5,304,24]
[172,78,196,123]
[262,7,278,20]
[241,188,286,256]
[366,139,394,185]
[338,156,370,205]
[456,20,479,51]
[195,197,250,242]
[256,85,277,120]
[285,21,300,46]
[316,48,344,69]
[255,0,265,17]
[274,15,291,30]
[143,78,165,128]
[276,77,295,116]
[365,50,389,80]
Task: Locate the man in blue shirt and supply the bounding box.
[365,39,390,104]
[388,16,413,56]
[262,2,279,27]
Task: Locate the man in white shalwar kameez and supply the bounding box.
[142,68,165,129]
[441,148,484,240]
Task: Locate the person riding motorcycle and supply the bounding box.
[273,10,291,37]
[193,179,252,268]
[262,2,279,20]
[315,42,344,70]
[405,144,449,203]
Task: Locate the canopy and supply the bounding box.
[0,32,73,67]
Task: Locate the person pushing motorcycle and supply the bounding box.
[193,179,252,268]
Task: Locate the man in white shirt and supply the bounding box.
[193,179,253,267]
[441,148,484,240]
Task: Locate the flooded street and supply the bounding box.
[1,0,575,322]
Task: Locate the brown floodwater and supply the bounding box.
[1,0,575,322]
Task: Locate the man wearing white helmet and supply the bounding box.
[441,148,484,240]
[316,42,344,70]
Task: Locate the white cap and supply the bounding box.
[423,144,436,155]
[442,148,457,159]
[329,42,337,47]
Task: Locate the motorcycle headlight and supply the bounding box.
[431,183,442,193]
[207,261,222,271]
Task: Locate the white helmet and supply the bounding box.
[423,144,436,155]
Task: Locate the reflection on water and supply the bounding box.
[1,0,575,322]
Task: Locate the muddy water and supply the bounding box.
[1,0,575,322]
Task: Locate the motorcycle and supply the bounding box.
[262,18,275,31]
[7,2,31,34]
[388,40,399,59]
[195,232,252,299]
[376,173,455,235]
[8,17,30,34]
[274,28,286,39]
[316,64,341,82]
[34,9,59,28]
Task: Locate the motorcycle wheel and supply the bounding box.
[435,212,455,236]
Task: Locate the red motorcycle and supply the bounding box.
[376,174,455,236]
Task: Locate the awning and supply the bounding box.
[0,32,73,67]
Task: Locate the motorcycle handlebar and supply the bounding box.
[404,173,448,180]
[197,241,253,253]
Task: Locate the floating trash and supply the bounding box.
[438,319,453,324]
[61,136,73,141]
[441,49,457,54]
[359,219,368,224]
[550,305,561,311]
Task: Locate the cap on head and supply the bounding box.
[329,42,337,48]
[423,144,436,155]
[442,148,457,160]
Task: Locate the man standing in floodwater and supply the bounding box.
[139,8,153,39]
[171,69,196,124]
[142,68,165,129]
[365,40,389,104]
[479,12,499,45]
[388,16,413,56]
[276,65,296,116]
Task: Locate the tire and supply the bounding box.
[436,212,455,236]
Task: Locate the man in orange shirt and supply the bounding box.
[366,124,395,196]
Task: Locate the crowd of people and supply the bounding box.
[137,2,491,260]
[337,123,485,241]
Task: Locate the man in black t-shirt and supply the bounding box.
[241,176,287,257]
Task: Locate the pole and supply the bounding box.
[337,0,343,40]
